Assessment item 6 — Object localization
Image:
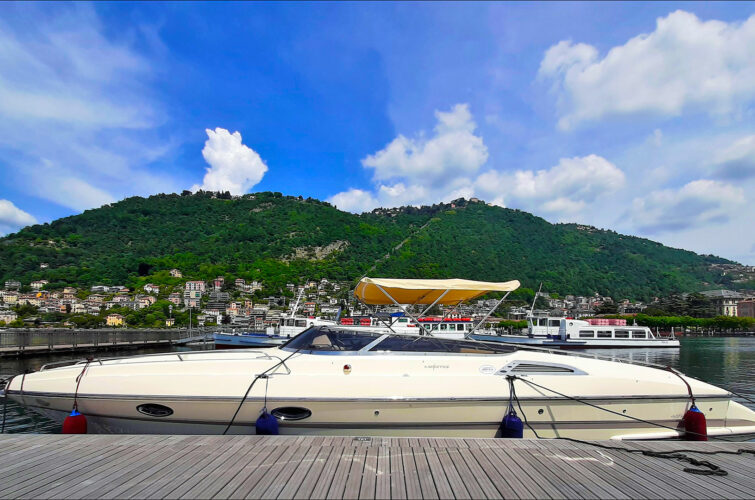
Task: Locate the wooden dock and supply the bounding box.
[0,435,753,499]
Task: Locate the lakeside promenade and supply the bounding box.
[0,328,213,357]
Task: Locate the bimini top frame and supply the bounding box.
[354,277,520,337]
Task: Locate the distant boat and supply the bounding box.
[472,316,680,349]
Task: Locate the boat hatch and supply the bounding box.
[271,407,312,421]
[136,403,174,417]
[496,361,586,376]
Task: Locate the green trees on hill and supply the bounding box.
[0,192,736,300]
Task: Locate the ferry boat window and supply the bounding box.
[549,320,561,327]
[538,318,548,326]
[631,330,647,339]
[447,324,456,331]
[597,330,612,338]
[283,327,384,352]
[578,330,594,338]
[370,335,515,354]
[615,330,630,338]
[295,320,307,327]
[398,318,408,323]
[431,324,439,330]
[440,324,448,331]
[466,324,474,331]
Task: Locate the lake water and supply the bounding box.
[2,337,754,434]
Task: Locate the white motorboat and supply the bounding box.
[473,317,681,349]
[3,325,754,439]
[2,278,753,440]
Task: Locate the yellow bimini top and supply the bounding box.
[354,277,520,305]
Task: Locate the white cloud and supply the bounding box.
[629,179,745,234]
[191,128,268,195]
[539,10,755,129]
[713,134,755,180]
[328,189,379,213]
[330,104,625,219]
[0,5,177,214]
[330,104,487,212]
[476,154,626,215]
[0,199,36,235]
[362,103,488,187]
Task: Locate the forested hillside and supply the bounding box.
[0,191,736,299]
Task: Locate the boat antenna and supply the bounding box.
[529,282,543,319]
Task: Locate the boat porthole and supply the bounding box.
[622,409,627,414]
[538,409,544,415]
[374,410,380,416]
[136,403,174,418]
[271,407,312,421]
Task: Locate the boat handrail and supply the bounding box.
[39,349,279,371]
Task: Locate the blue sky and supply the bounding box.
[0,2,754,264]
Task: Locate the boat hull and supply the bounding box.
[9,391,754,441]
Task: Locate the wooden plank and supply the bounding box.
[400,445,422,500]
[447,448,487,499]
[226,442,295,499]
[388,446,407,500]
[374,446,390,500]
[358,444,378,500]
[343,447,368,500]
[326,446,356,499]
[256,444,312,499]
[456,446,502,499]
[310,446,345,499]
[293,446,335,500]
[278,444,322,499]
[526,439,617,499]
[412,448,439,500]
[188,443,270,499]
[433,446,470,499]
[421,447,454,500]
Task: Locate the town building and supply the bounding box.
[144,284,160,294]
[30,280,48,290]
[106,314,124,327]
[168,293,182,305]
[169,269,183,278]
[165,317,175,327]
[0,311,18,324]
[4,280,21,290]
[701,290,745,317]
[738,299,755,318]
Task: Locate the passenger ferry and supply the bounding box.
[472,316,680,349]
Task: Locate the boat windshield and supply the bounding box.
[281,326,516,354]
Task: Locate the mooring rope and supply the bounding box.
[507,375,755,477]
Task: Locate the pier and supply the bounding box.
[0,328,210,357]
[0,434,752,499]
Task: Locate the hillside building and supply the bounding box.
[701,290,745,317]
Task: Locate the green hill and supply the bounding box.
[0,191,736,299]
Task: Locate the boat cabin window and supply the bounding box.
[282,327,516,354]
[597,330,612,338]
[440,324,447,331]
[614,330,630,338]
[370,335,515,355]
[283,327,384,351]
[631,330,647,339]
[538,318,548,326]
[578,330,594,338]
[397,318,408,323]
[295,320,307,327]
[549,320,561,327]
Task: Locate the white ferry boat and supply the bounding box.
[472,316,680,349]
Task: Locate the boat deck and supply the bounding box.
[0,434,753,499]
